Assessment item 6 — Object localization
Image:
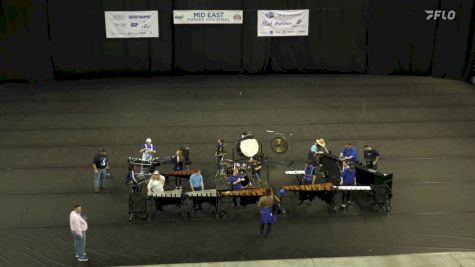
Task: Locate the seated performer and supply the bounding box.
[125,164,139,193]
[189,169,204,210]
[228,168,245,191]
[171,149,185,188]
[228,168,245,206]
[147,170,165,211]
[257,188,280,237]
[252,158,262,179]
[139,138,157,173]
[363,145,380,170]
[339,143,359,164]
[340,163,357,208]
[299,160,316,205]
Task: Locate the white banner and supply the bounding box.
[105,11,159,38]
[257,10,309,37]
[173,10,243,24]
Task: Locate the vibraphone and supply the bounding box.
[147,189,184,218]
[282,183,378,209]
[184,189,220,217]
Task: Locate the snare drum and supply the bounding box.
[237,133,259,158]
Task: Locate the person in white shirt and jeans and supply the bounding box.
[70,204,88,262]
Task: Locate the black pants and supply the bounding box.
[341,191,351,203]
[154,198,163,211]
[259,223,272,236]
[192,187,202,209]
[366,161,378,170]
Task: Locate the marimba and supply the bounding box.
[283,183,335,191]
[220,188,266,197]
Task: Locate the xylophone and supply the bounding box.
[163,169,200,187]
[163,169,199,177]
[283,183,335,191]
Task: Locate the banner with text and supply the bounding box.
[105,11,159,38]
[257,10,309,37]
[173,10,243,24]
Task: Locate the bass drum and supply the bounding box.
[236,133,259,158]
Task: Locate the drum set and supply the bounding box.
[218,133,263,188]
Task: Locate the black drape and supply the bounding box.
[47,0,172,77]
[173,0,243,72]
[0,0,474,81]
[0,0,54,81]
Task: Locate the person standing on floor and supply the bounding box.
[92,148,110,193]
[257,188,279,237]
[189,169,204,210]
[139,138,157,173]
[70,204,88,262]
[363,144,380,170]
[340,163,357,208]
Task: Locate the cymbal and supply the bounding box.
[271,136,288,154]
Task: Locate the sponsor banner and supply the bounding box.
[257,10,309,37]
[105,11,159,38]
[173,10,243,24]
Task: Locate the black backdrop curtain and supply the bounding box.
[0,0,474,81]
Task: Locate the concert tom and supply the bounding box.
[236,133,259,158]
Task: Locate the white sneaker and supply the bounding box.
[341,204,346,208]
[77,257,89,262]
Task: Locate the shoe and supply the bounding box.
[341,204,346,208]
[78,257,89,262]
[100,187,106,191]
[347,201,354,205]
[75,253,87,258]
[94,189,99,193]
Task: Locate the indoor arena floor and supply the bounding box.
[0,74,474,266]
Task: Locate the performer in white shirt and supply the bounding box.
[147,170,166,211]
[69,204,88,262]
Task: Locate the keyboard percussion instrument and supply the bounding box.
[185,189,218,197]
[283,183,334,191]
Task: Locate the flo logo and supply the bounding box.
[425,10,456,20]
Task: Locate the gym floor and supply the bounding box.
[0,74,474,266]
